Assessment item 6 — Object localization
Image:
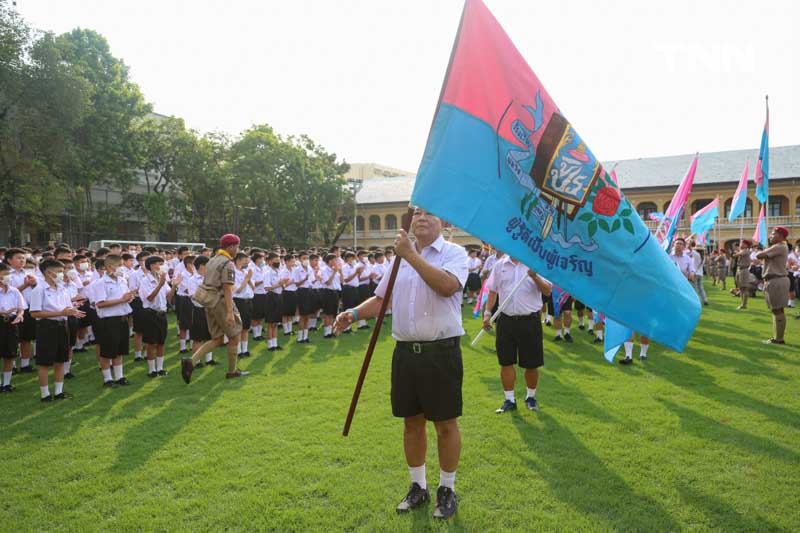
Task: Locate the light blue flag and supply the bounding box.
[603,317,634,363]
[409,0,701,351]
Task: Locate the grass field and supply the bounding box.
[1,280,798,532]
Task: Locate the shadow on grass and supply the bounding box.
[677,482,783,531]
[659,398,800,463]
[511,412,680,531]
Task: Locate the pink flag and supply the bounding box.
[609,168,618,185]
[753,204,767,247]
[661,154,699,250]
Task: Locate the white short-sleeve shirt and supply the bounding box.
[486,256,550,315]
[374,234,468,342]
[29,283,72,321]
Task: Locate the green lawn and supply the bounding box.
[1,281,798,532]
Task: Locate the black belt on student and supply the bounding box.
[145,308,167,316]
[396,337,460,354]
[499,312,540,321]
[101,315,128,322]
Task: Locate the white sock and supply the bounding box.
[564,327,570,335]
[558,328,564,336]
[409,464,427,490]
[180,339,186,350]
[309,318,317,328]
[579,317,585,326]
[64,361,71,374]
[74,338,84,350]
[135,350,142,358]
[597,330,604,340]
[287,323,293,333]
[588,319,595,329]
[40,385,50,398]
[282,323,288,333]
[87,327,94,340]
[113,364,123,380]
[3,371,11,386]
[624,341,634,359]
[527,387,536,399]
[324,326,332,336]
[156,356,164,371]
[148,359,156,373]
[242,339,248,352]
[184,330,191,340]
[101,368,112,382]
[640,344,650,357]
[358,320,366,328]
[54,381,64,395]
[504,390,515,402]
[546,314,552,322]
[440,469,456,490]
[129,326,133,336]
[294,315,299,324]
[268,338,274,348]
[205,352,213,362]
[20,358,29,368]
[224,335,229,344]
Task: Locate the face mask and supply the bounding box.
[272,262,280,268]
[78,263,89,271]
[68,270,78,280]
[0,276,8,286]
[24,268,35,276]
[54,272,65,283]
[153,267,161,275]
[302,260,309,268]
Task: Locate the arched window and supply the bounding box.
[636,202,658,219]
[724,197,753,218]
[691,199,713,214]
[385,214,397,230]
[795,197,800,217]
[768,195,787,217]
[662,201,685,220]
[356,216,364,231]
[368,215,381,231]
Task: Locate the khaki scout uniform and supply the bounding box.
[735,249,752,290]
[762,243,789,310]
[204,252,243,339]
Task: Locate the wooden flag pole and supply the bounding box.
[342,207,414,437]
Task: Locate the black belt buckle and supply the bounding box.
[412,343,422,354]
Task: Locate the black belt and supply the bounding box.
[145,308,167,316]
[101,315,128,321]
[396,337,459,354]
[499,312,539,321]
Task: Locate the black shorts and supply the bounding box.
[234,298,252,330]
[321,289,339,316]
[495,313,544,369]
[266,293,283,324]
[131,297,145,333]
[78,300,92,328]
[98,316,130,358]
[560,297,574,313]
[368,282,377,297]
[574,300,587,311]
[297,288,316,316]
[789,275,797,295]
[87,306,100,332]
[544,294,554,316]
[190,305,211,342]
[342,286,360,310]
[0,319,19,359]
[281,291,298,317]
[252,293,267,321]
[19,308,36,341]
[141,309,168,345]
[35,319,69,365]
[466,272,482,291]
[175,295,194,330]
[67,316,78,347]
[391,337,463,421]
[357,284,371,305]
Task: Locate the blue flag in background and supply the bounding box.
[603,317,634,363]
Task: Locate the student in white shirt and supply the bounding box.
[129,251,151,361]
[5,248,38,373]
[249,252,267,341]
[356,251,371,330]
[294,251,315,344]
[340,252,362,334]
[320,254,342,338]
[233,252,255,357]
[0,263,25,392]
[264,252,285,351]
[187,255,218,367]
[464,249,483,305]
[92,255,136,387]
[138,256,178,377]
[30,259,85,401]
[281,255,298,335]
[175,255,196,354]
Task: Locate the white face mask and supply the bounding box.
[78,263,89,271]
[152,267,161,275]
[68,270,78,280]
[24,268,35,276]
[302,260,309,268]
[0,276,9,286]
[54,272,64,283]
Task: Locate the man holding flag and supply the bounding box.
[756,227,790,344]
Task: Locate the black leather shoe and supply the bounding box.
[64,372,75,379]
[619,357,633,365]
[433,486,457,520]
[103,380,117,388]
[179,349,189,354]
[206,359,220,366]
[148,371,158,378]
[20,366,33,374]
[54,392,73,400]
[275,345,283,350]
[564,333,574,343]
[396,482,429,514]
[195,361,204,369]
[116,377,131,386]
[1,384,15,393]
[41,395,53,402]
[157,369,168,376]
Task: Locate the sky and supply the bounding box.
[17,0,799,174]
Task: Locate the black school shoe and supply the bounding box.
[103,380,117,388]
[64,372,75,379]
[396,483,429,514]
[116,377,131,386]
[433,486,457,520]
[41,395,53,402]
[619,357,633,365]
[157,370,168,376]
[206,359,219,366]
[564,333,574,343]
[20,366,34,374]
[1,385,16,393]
[54,392,73,400]
[148,371,158,378]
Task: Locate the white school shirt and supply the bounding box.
[188,273,205,308]
[138,273,169,312]
[94,274,133,318]
[0,285,26,315]
[234,268,254,299]
[282,266,298,292]
[321,265,341,291]
[670,253,695,279]
[311,267,324,289]
[483,253,498,275]
[467,256,483,273]
[372,262,386,282]
[358,261,371,286]
[29,282,72,321]
[486,257,550,315]
[176,268,194,296]
[264,267,283,295]
[374,234,469,342]
[690,250,705,276]
[251,263,267,294]
[8,267,36,305]
[296,264,313,289]
[127,268,144,295]
[342,263,361,288]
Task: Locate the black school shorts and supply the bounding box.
[0,320,19,359]
[357,284,371,305]
[266,293,283,324]
[252,293,267,321]
[281,291,298,317]
[141,309,168,345]
[495,313,544,369]
[19,309,36,341]
[78,300,92,328]
[190,305,211,342]
[466,272,482,291]
[131,297,145,333]
[67,316,78,347]
[98,316,130,358]
[391,338,463,422]
[297,288,315,316]
[175,295,194,330]
[321,289,339,316]
[234,298,252,330]
[35,319,69,365]
[342,286,360,310]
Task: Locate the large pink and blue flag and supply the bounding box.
[661,155,699,252]
[410,0,700,351]
[727,158,749,222]
[753,204,768,247]
[690,198,719,236]
[755,97,769,203]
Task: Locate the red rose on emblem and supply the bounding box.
[592,187,620,216]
